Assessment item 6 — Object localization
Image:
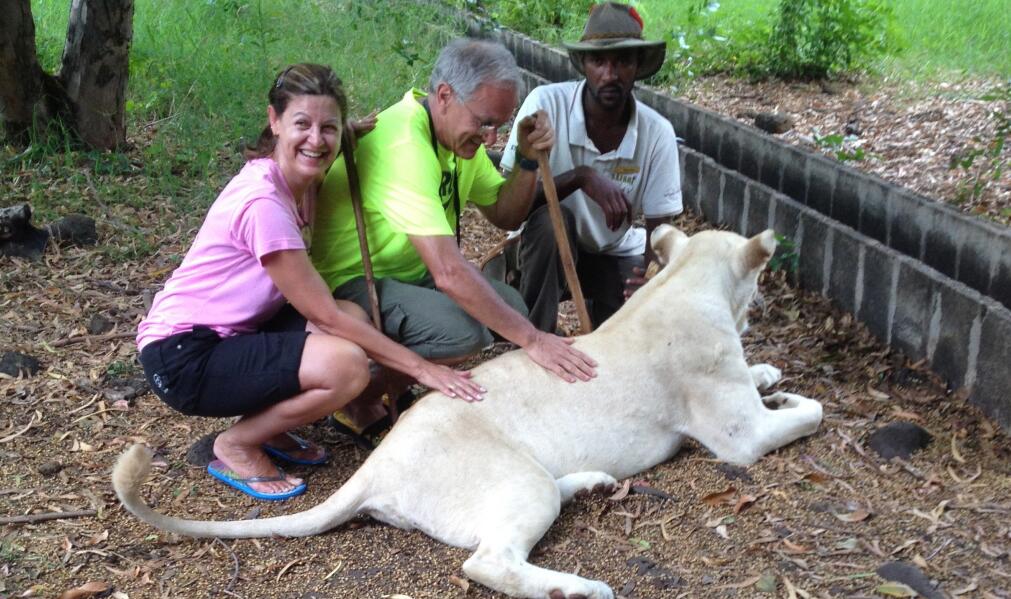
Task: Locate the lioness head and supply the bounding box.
[649,225,777,333]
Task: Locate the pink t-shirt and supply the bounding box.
[137,158,312,350]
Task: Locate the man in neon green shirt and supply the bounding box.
[313,39,597,391]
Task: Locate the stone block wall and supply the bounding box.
[681,149,1011,429]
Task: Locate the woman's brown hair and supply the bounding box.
[244,63,348,159]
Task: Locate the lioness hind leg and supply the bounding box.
[749,364,782,390]
[557,472,618,505]
[464,544,614,599]
[462,471,614,599]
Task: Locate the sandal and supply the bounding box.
[206,459,306,501]
[329,390,418,450]
[262,432,328,465]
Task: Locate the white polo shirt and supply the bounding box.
[502,80,682,257]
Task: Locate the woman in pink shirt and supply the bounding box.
[137,64,484,501]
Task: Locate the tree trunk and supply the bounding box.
[0,0,46,143]
[60,0,134,149]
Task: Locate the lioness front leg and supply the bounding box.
[556,472,617,505]
[749,364,782,390]
[759,391,823,445]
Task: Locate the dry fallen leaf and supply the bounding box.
[701,486,737,507]
[323,560,344,581]
[782,539,811,554]
[951,580,978,595]
[448,574,470,592]
[58,581,109,599]
[834,509,871,523]
[718,573,761,589]
[802,472,832,485]
[867,387,890,401]
[875,582,919,597]
[950,434,966,463]
[276,558,301,583]
[734,494,758,514]
[608,478,632,501]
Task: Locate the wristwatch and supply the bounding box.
[515,150,539,172]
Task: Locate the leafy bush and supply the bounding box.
[759,0,898,79]
[462,0,594,44]
[813,131,867,162]
[950,83,1009,206]
[654,1,770,85]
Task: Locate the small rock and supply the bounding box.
[716,462,753,483]
[48,214,97,246]
[627,556,656,576]
[185,432,220,467]
[104,386,138,403]
[756,572,778,593]
[142,289,155,312]
[844,118,862,137]
[876,561,946,599]
[0,204,49,259]
[868,421,933,459]
[820,80,844,95]
[754,112,794,134]
[87,313,114,335]
[0,351,41,377]
[38,461,64,476]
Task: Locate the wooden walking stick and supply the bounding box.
[537,151,593,335]
[342,133,399,423]
[342,133,382,331]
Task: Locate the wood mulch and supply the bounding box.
[675,75,1010,227]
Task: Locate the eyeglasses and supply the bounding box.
[458,96,510,138]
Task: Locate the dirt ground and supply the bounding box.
[2,76,1010,599]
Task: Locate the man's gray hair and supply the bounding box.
[429,39,521,102]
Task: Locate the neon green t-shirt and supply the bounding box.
[312,89,505,288]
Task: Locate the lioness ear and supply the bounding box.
[650,224,688,266]
[741,229,777,272]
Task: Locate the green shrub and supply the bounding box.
[466,0,594,43]
[654,1,770,85]
[758,0,898,79]
[950,82,1009,206]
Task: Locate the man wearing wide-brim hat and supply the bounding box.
[500,2,683,333]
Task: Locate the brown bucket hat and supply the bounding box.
[563,2,667,80]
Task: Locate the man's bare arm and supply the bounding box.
[480,110,555,230]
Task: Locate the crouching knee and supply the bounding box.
[300,336,370,402]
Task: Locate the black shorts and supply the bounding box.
[139,310,308,417]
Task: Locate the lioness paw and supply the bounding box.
[548,579,614,599]
[750,364,782,390]
[558,472,618,504]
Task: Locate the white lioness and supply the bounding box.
[114,225,823,599]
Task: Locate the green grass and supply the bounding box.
[640,0,1010,80]
[884,0,1011,79]
[10,0,463,258]
[482,0,1010,80]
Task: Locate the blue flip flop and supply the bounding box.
[206,459,307,501]
[262,432,328,466]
